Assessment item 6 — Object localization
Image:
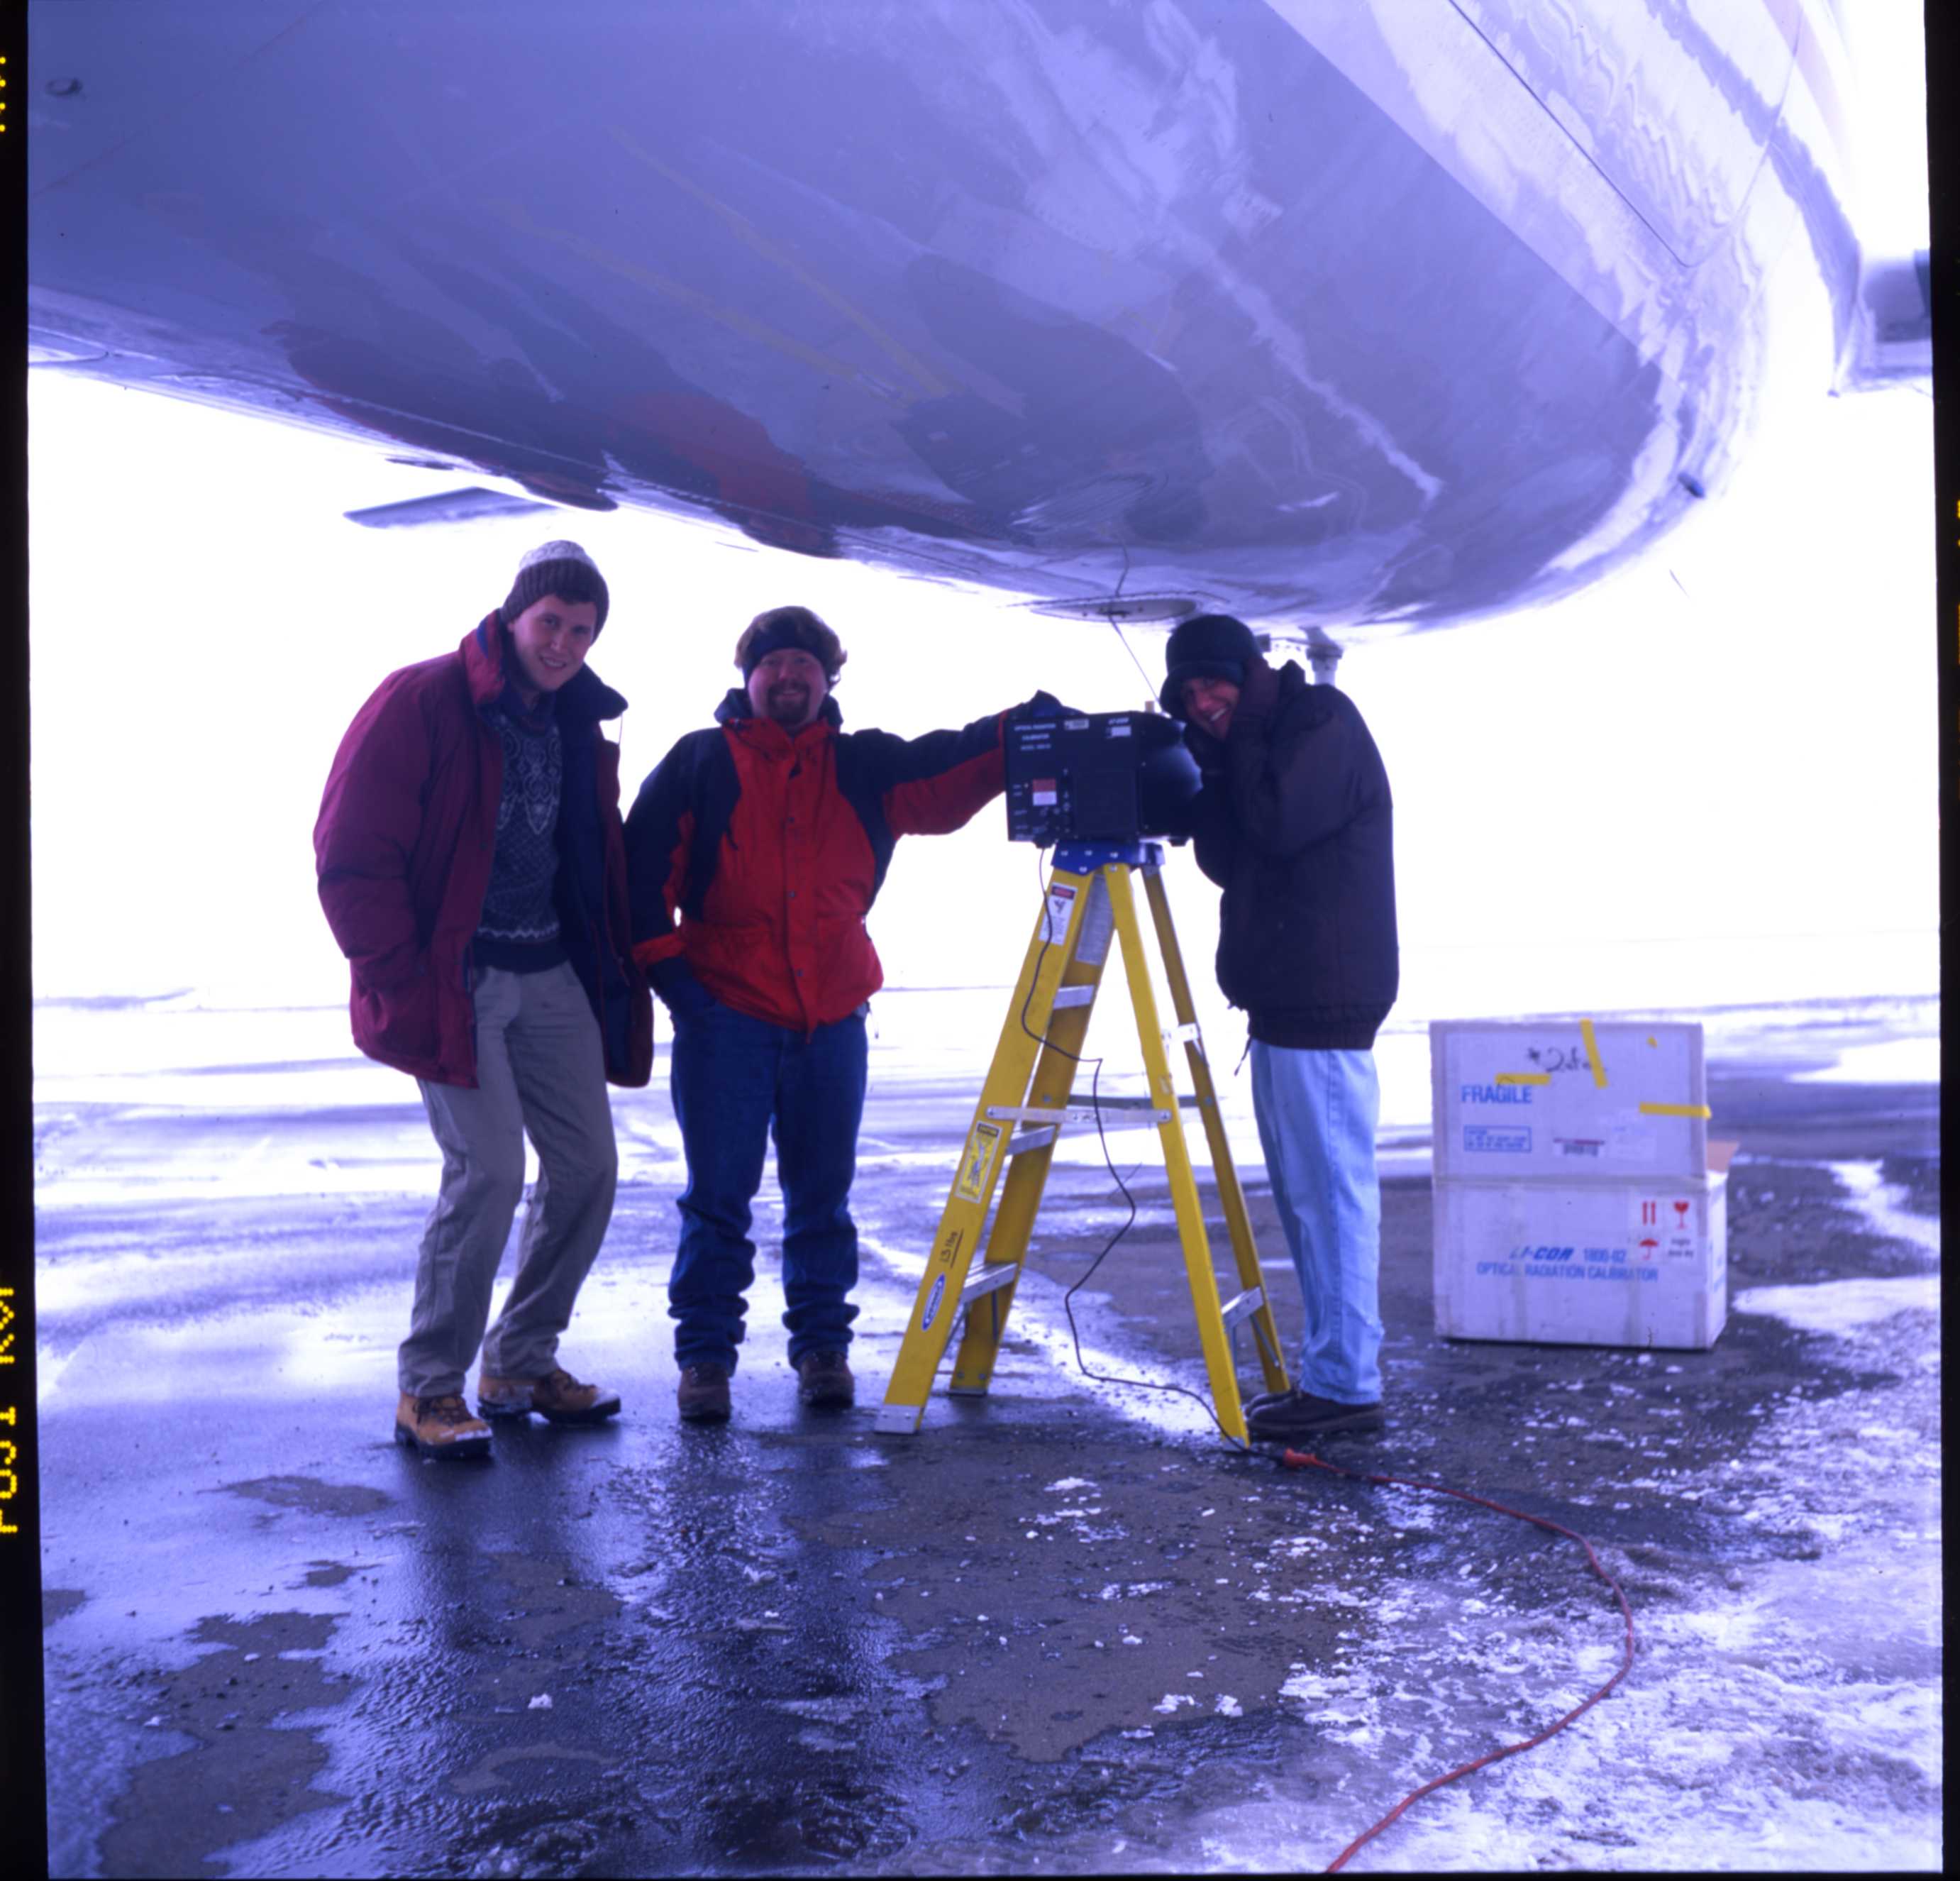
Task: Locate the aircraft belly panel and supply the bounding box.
[28,0,1850,632]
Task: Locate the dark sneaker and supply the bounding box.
[394,1391,492,1460]
[795,1348,856,1409]
[677,1362,731,1424]
[479,1367,621,1425]
[1244,1387,1385,1443]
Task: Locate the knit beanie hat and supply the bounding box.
[1159,612,1259,717]
[501,540,609,634]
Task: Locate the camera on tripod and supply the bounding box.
[1004,711,1202,845]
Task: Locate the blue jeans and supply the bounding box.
[667,995,868,1373]
[1248,1042,1384,1403]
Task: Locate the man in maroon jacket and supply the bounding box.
[626,606,1049,1423]
[316,542,653,1460]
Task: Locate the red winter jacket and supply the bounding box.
[624,690,1007,1032]
[314,618,653,1088]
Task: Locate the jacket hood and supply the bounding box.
[463,617,627,722]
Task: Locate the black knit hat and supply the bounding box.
[501,539,610,635]
[1160,612,1258,717]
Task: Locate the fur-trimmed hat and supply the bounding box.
[501,540,609,634]
[735,605,847,682]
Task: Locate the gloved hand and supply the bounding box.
[648,956,716,1017]
[1012,689,1080,722]
[1231,654,1281,724]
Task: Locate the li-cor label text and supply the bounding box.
[1475,1246,1654,1284]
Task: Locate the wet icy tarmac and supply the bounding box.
[33,992,1942,1874]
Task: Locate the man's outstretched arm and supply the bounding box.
[879,690,1068,837]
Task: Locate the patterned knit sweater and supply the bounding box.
[474,695,567,973]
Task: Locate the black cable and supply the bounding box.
[1016,844,1250,1452]
[1105,614,1160,707]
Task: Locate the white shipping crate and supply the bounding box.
[1430,1019,1708,1182]
[1434,1170,1729,1350]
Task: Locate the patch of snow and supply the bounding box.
[1234,1298,1941,1872]
[1790,1038,1939,1085]
[1734,1276,1939,1337]
[1827,1160,1942,1263]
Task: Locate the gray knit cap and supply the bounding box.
[501,540,609,634]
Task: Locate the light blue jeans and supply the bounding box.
[1248,1042,1384,1403]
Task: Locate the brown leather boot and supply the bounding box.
[794,1348,856,1409]
[394,1391,492,1460]
[479,1367,622,1425]
[677,1362,731,1423]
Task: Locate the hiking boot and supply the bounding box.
[795,1347,856,1409]
[1244,1387,1385,1443]
[478,1367,621,1425]
[394,1391,492,1460]
[677,1362,731,1423]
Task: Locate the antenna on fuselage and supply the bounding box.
[1256,625,1344,688]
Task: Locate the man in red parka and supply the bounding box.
[316,541,652,1460]
[626,606,1049,1423]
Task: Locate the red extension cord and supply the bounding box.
[1280,1448,1638,1873]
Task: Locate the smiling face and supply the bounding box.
[504,594,598,703]
[747,646,830,731]
[1181,674,1241,739]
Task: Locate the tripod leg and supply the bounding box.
[875,864,1098,1434]
[949,874,1117,1392]
[1142,866,1289,1396]
[1103,866,1248,1442]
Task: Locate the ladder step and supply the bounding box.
[1075,1093,1212,1110]
[987,1103,1171,1125]
[1220,1286,1265,1332]
[961,1261,1021,1302]
[1051,984,1096,1008]
[1006,1125,1057,1154]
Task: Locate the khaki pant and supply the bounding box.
[399,962,618,1397]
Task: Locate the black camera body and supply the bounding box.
[1004,710,1202,844]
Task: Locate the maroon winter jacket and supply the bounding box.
[315,617,653,1088]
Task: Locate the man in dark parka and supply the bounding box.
[1163,614,1398,1441]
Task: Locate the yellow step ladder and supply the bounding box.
[874,840,1287,1440]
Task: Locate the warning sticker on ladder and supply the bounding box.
[1043,883,1077,944]
[955,1120,1004,1203]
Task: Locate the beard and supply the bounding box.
[765,684,811,725]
